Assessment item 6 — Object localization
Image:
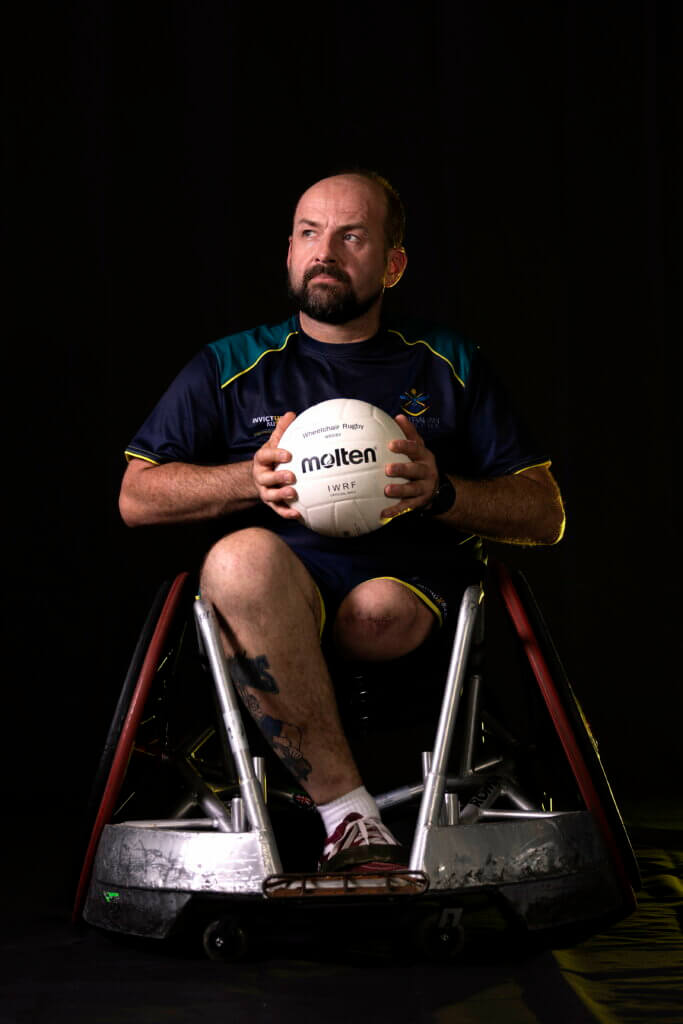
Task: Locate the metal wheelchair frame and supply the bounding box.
[73,560,639,959]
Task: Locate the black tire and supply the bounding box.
[202,917,249,962]
[72,573,190,921]
[83,580,174,832]
[415,909,465,963]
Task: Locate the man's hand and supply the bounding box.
[380,414,565,543]
[381,414,439,520]
[252,411,303,520]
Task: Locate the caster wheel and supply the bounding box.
[416,909,465,963]
[202,916,249,962]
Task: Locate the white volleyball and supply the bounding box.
[279,398,411,538]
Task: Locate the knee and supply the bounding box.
[333,580,434,661]
[200,528,291,604]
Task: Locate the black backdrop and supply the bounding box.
[5,2,681,825]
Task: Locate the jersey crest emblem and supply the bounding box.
[400,388,430,417]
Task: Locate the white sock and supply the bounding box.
[317,785,381,837]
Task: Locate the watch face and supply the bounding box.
[426,474,456,516]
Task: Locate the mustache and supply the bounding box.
[303,265,351,286]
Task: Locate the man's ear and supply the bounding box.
[384,247,407,289]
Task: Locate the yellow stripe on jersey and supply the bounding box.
[387,329,466,388]
[513,460,552,474]
[124,451,160,465]
[221,331,298,390]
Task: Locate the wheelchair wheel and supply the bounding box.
[83,580,175,827]
[493,560,640,902]
[414,907,465,963]
[72,572,191,921]
[202,916,250,962]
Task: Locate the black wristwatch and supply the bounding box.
[421,472,457,518]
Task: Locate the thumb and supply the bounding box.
[270,411,297,447]
[393,413,420,443]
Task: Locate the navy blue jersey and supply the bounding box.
[125,314,549,557]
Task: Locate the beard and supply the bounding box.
[288,265,383,325]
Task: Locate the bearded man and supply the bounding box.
[120,170,564,871]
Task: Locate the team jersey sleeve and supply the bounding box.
[124,347,226,465]
[457,349,550,478]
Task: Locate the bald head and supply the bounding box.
[294,171,405,253]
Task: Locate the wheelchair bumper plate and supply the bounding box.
[83,809,623,938]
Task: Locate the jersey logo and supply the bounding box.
[250,413,280,438]
[400,388,430,417]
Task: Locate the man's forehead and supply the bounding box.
[293,175,384,225]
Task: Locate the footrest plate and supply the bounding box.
[263,870,429,899]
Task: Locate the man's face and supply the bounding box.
[287,175,404,325]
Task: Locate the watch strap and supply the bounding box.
[421,472,456,518]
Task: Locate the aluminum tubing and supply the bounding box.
[409,584,481,871]
[193,598,282,875]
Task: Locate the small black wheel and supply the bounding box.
[202,917,249,962]
[415,910,465,963]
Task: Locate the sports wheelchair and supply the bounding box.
[73,551,639,962]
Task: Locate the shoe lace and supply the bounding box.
[343,816,397,850]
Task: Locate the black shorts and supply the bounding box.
[289,540,482,638]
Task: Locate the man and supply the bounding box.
[119,170,565,872]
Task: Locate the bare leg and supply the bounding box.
[200,527,362,805]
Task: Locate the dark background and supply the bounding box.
[4,1,681,847]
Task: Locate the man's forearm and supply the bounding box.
[119,459,259,527]
[440,468,565,546]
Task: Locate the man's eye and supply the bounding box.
[301,229,316,238]
[344,233,360,242]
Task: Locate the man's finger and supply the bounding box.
[257,468,297,488]
[263,485,298,502]
[255,411,296,469]
[385,460,422,479]
[269,410,297,448]
[393,413,420,442]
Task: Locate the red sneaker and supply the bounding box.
[319,812,406,873]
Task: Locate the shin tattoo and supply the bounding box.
[226,652,312,783]
[226,652,279,693]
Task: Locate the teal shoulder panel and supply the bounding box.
[386,322,477,388]
[208,316,299,389]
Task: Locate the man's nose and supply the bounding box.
[314,232,339,262]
